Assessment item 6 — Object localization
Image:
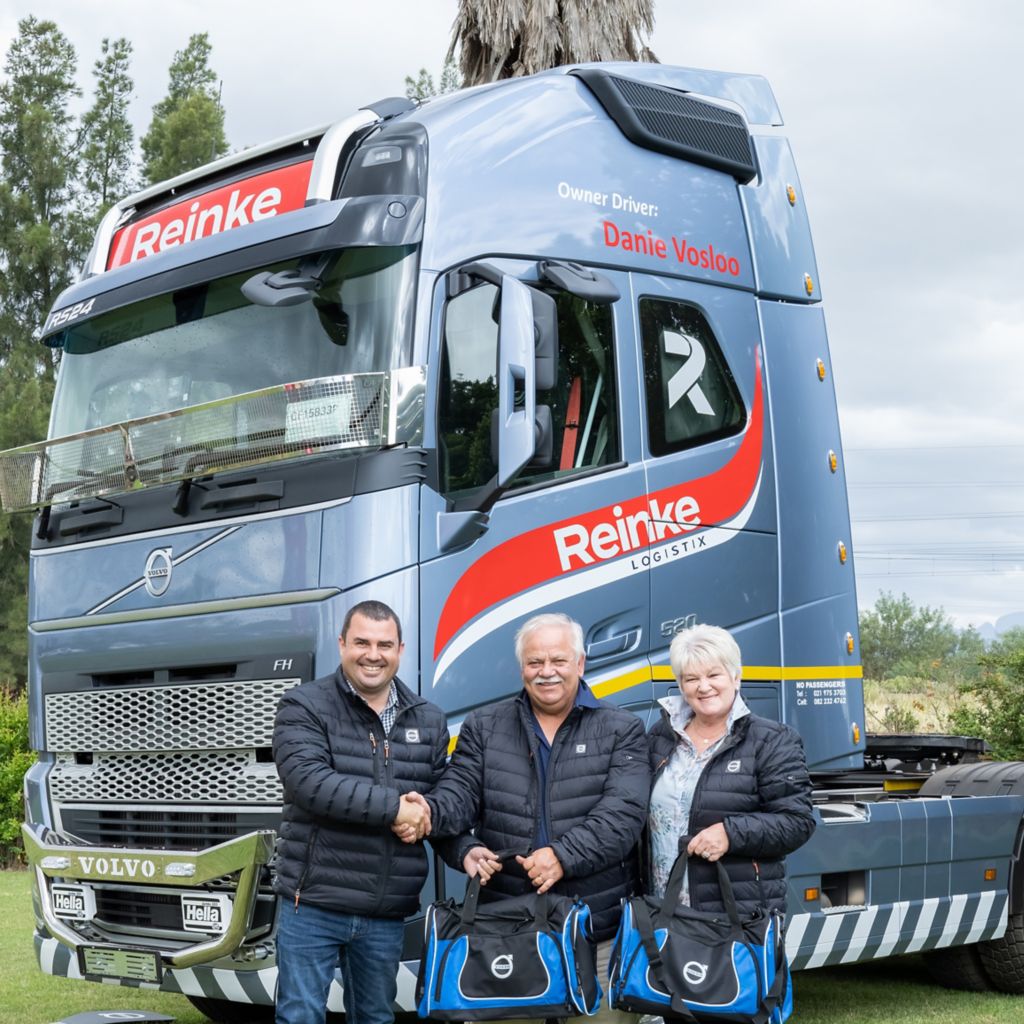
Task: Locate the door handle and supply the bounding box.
[586,629,640,660]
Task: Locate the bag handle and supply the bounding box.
[460,848,538,927]
[633,898,699,1024]
[662,844,743,928]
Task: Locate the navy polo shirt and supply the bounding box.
[529,680,602,849]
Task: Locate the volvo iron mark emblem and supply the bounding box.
[143,548,173,597]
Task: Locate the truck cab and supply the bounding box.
[5,62,1022,1016]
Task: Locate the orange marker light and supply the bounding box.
[804,887,820,902]
[838,541,848,564]
[984,868,997,881]
[852,723,861,744]
[804,273,814,295]
[829,450,838,473]
[787,184,797,206]
[816,359,826,381]
[846,632,855,654]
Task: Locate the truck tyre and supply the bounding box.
[922,943,992,991]
[186,995,275,1023]
[979,912,1024,994]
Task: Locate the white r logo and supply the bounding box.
[664,330,714,416]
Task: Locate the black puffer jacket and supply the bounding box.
[647,708,815,916]
[272,669,448,918]
[427,684,650,941]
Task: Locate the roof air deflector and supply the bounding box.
[571,67,757,184]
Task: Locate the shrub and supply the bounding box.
[0,688,34,867]
[950,649,1024,761]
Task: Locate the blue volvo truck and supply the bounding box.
[2,62,1023,1019]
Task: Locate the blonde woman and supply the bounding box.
[646,624,815,917]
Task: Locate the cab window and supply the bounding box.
[439,284,618,497]
[639,299,744,456]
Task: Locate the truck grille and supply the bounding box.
[44,677,299,752]
[50,750,283,804]
[57,806,277,850]
[93,887,277,934]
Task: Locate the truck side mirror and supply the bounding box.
[495,275,537,486]
[531,289,558,390]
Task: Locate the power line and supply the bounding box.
[846,444,1024,453]
[849,481,1024,488]
[852,511,1024,523]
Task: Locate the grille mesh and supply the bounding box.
[45,677,298,752]
[57,806,276,851]
[49,750,283,804]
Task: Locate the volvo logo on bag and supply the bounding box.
[490,954,514,979]
[144,547,173,597]
[683,960,709,985]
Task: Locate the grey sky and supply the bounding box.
[4,1,1023,629]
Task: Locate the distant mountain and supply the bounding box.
[978,622,999,642]
[995,611,1024,634]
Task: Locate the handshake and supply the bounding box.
[392,790,431,843]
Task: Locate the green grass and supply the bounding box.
[0,869,1021,1023]
[0,869,205,1024]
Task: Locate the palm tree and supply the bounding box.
[449,0,657,86]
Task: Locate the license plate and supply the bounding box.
[79,945,163,983]
[181,892,232,933]
[52,883,96,921]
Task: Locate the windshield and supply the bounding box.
[49,244,418,438]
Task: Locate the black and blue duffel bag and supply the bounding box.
[608,850,791,1024]
[416,864,601,1020]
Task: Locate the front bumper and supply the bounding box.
[23,823,275,970]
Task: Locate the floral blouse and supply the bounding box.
[649,691,750,904]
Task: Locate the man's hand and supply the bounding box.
[687,822,730,863]
[516,847,564,894]
[392,791,431,843]
[463,846,503,885]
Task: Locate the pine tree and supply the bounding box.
[140,33,227,184]
[80,37,135,218]
[0,17,82,687]
[0,16,88,372]
[405,57,463,101]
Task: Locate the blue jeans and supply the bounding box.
[275,896,405,1024]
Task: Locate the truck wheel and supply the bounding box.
[186,995,275,1023]
[979,912,1024,994]
[922,943,992,991]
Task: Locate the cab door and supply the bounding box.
[419,262,653,722]
[628,273,782,718]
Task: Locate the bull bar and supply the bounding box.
[23,823,276,969]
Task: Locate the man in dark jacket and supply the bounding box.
[272,600,448,1024]
[420,612,650,1024]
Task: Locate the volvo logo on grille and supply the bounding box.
[144,548,173,597]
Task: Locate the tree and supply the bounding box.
[448,0,657,86]
[405,57,462,100]
[950,637,1024,760]
[79,37,135,218]
[0,16,88,371]
[140,33,227,184]
[858,592,959,681]
[0,17,83,687]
